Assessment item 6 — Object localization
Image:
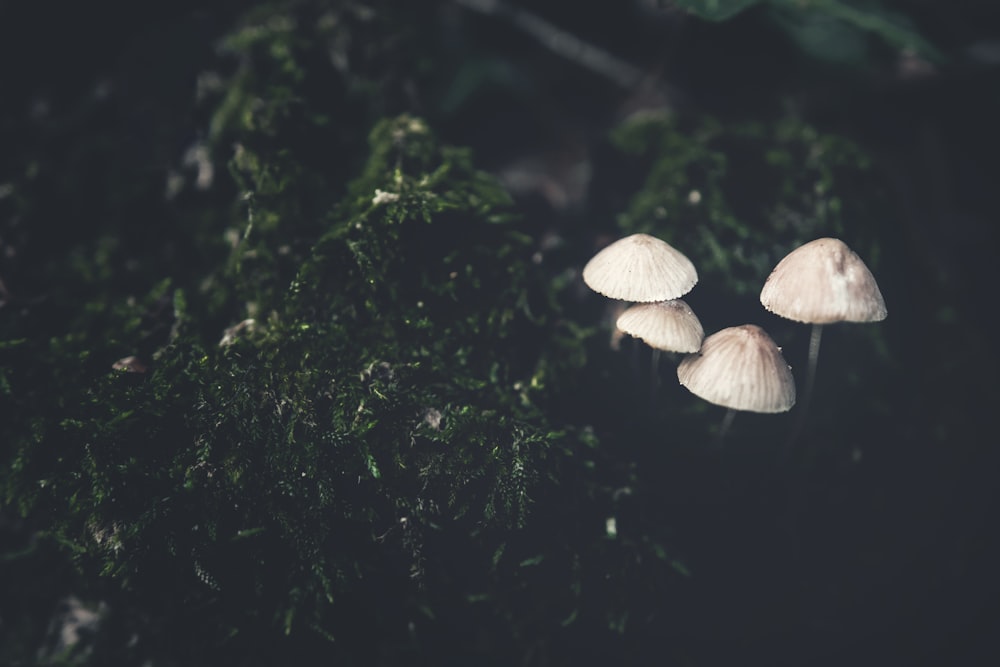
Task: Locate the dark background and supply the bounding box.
[3,1,1000,665]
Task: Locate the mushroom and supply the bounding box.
[582,233,697,303]
[615,299,704,354]
[759,238,886,435]
[616,298,705,401]
[677,324,795,437]
[583,233,699,402]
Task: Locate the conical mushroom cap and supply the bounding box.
[616,299,704,353]
[583,233,697,302]
[760,238,887,324]
[677,324,795,413]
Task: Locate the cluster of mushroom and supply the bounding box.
[582,234,886,434]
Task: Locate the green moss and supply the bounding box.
[611,112,876,296]
[1,108,615,663]
[0,4,899,664]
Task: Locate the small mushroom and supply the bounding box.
[677,324,795,437]
[582,233,697,303]
[617,298,705,402]
[759,237,886,440]
[616,298,704,354]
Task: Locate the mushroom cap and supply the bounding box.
[616,299,704,353]
[677,324,795,413]
[583,233,698,302]
[760,238,887,324]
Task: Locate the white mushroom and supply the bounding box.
[759,237,886,442]
[582,233,697,303]
[616,299,704,354]
[760,237,886,325]
[678,324,795,414]
[678,324,795,437]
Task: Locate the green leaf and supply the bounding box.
[770,4,869,64]
[805,0,942,61]
[672,0,763,21]
[671,560,692,577]
[233,527,267,540]
[768,0,944,63]
[676,0,944,63]
[364,452,382,480]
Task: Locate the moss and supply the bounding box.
[1,108,630,663]
[610,112,879,298]
[0,3,900,664]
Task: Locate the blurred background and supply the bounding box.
[2,1,1000,665]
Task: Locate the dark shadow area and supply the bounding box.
[2,1,999,665]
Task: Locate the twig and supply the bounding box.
[453,0,647,91]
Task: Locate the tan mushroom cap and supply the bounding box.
[677,324,795,413]
[583,233,698,303]
[616,299,704,353]
[760,238,887,324]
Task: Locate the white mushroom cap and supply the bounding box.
[677,324,795,413]
[583,233,698,302]
[760,238,887,324]
[616,299,704,353]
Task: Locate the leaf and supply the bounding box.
[364,452,381,480]
[770,5,869,64]
[559,608,579,627]
[491,542,506,569]
[672,0,764,21]
[676,0,944,63]
[809,0,942,60]
[233,527,267,540]
[518,554,544,567]
[768,0,945,63]
[671,560,692,577]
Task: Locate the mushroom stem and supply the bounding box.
[650,348,661,405]
[629,335,641,376]
[785,323,823,452]
[805,322,824,403]
[718,408,737,441]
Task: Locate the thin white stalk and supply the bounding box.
[650,348,661,406]
[785,323,824,452]
[718,408,737,441]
